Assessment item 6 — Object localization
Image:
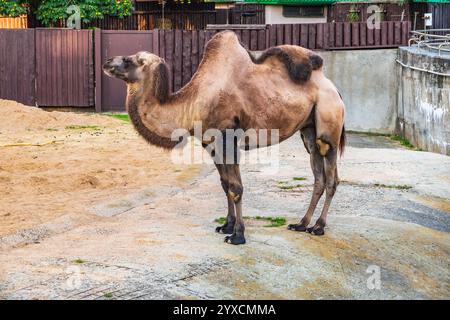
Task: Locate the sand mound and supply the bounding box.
[0,99,119,133]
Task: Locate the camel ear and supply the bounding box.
[154,63,169,104]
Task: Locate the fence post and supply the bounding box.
[94,28,102,113]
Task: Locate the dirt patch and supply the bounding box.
[0,99,184,237]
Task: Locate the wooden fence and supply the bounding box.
[0,22,411,110]
[0,28,94,107]
[0,16,27,29]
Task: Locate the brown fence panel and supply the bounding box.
[0,29,35,106]
[35,29,94,107]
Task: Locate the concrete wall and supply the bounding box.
[320,49,399,133]
[265,6,327,24]
[396,47,449,155]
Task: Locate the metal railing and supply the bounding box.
[409,29,450,56]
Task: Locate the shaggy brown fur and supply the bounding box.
[249,47,313,83]
[154,63,170,104]
[127,92,180,150]
[103,30,346,245]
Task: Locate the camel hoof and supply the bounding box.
[224,234,246,245]
[307,226,325,236]
[288,224,308,232]
[215,225,234,234]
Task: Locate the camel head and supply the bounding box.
[103,51,170,103]
[102,51,162,83]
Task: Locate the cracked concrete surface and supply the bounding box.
[1,132,449,300]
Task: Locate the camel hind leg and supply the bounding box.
[288,126,326,232]
[307,147,338,235]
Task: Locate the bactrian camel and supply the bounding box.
[103,30,345,245]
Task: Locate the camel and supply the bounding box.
[103,30,345,245]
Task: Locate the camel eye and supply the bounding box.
[123,58,133,68]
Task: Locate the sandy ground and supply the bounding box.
[0,99,449,300]
[0,100,198,237]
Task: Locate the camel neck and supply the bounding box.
[126,83,196,149]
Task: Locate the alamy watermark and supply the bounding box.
[66,5,81,30]
[169,121,281,174]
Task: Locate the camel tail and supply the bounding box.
[339,124,346,157]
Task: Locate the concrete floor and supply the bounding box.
[0,133,449,300]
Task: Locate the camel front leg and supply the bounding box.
[224,163,246,245]
[214,163,236,234]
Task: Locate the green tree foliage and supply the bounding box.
[0,0,134,26]
[0,1,27,16]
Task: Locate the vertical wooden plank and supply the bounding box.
[300,24,308,48]
[394,21,401,45]
[152,29,159,56]
[343,22,351,47]
[367,24,374,46]
[257,29,266,50]
[316,23,324,49]
[0,31,4,99]
[292,24,300,46]
[174,29,182,91]
[276,24,283,45]
[165,30,174,93]
[351,22,359,47]
[56,30,62,105]
[388,21,394,46]
[250,30,258,51]
[359,22,367,47]
[401,21,409,45]
[335,22,343,48]
[242,29,250,49]
[191,30,199,74]
[159,29,166,61]
[199,30,206,61]
[375,25,381,46]
[381,22,388,46]
[284,24,292,45]
[308,24,316,49]
[95,29,102,111]
[269,24,277,47]
[10,31,18,102]
[182,30,191,86]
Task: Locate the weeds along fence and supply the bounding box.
[0,21,411,111]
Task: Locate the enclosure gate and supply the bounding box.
[35,29,94,107]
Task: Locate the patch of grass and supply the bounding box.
[293,177,307,181]
[374,183,412,190]
[103,292,113,299]
[215,217,227,225]
[73,258,85,264]
[254,216,287,227]
[46,128,58,132]
[65,125,102,131]
[216,216,286,227]
[390,135,415,149]
[278,184,303,190]
[103,113,130,123]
